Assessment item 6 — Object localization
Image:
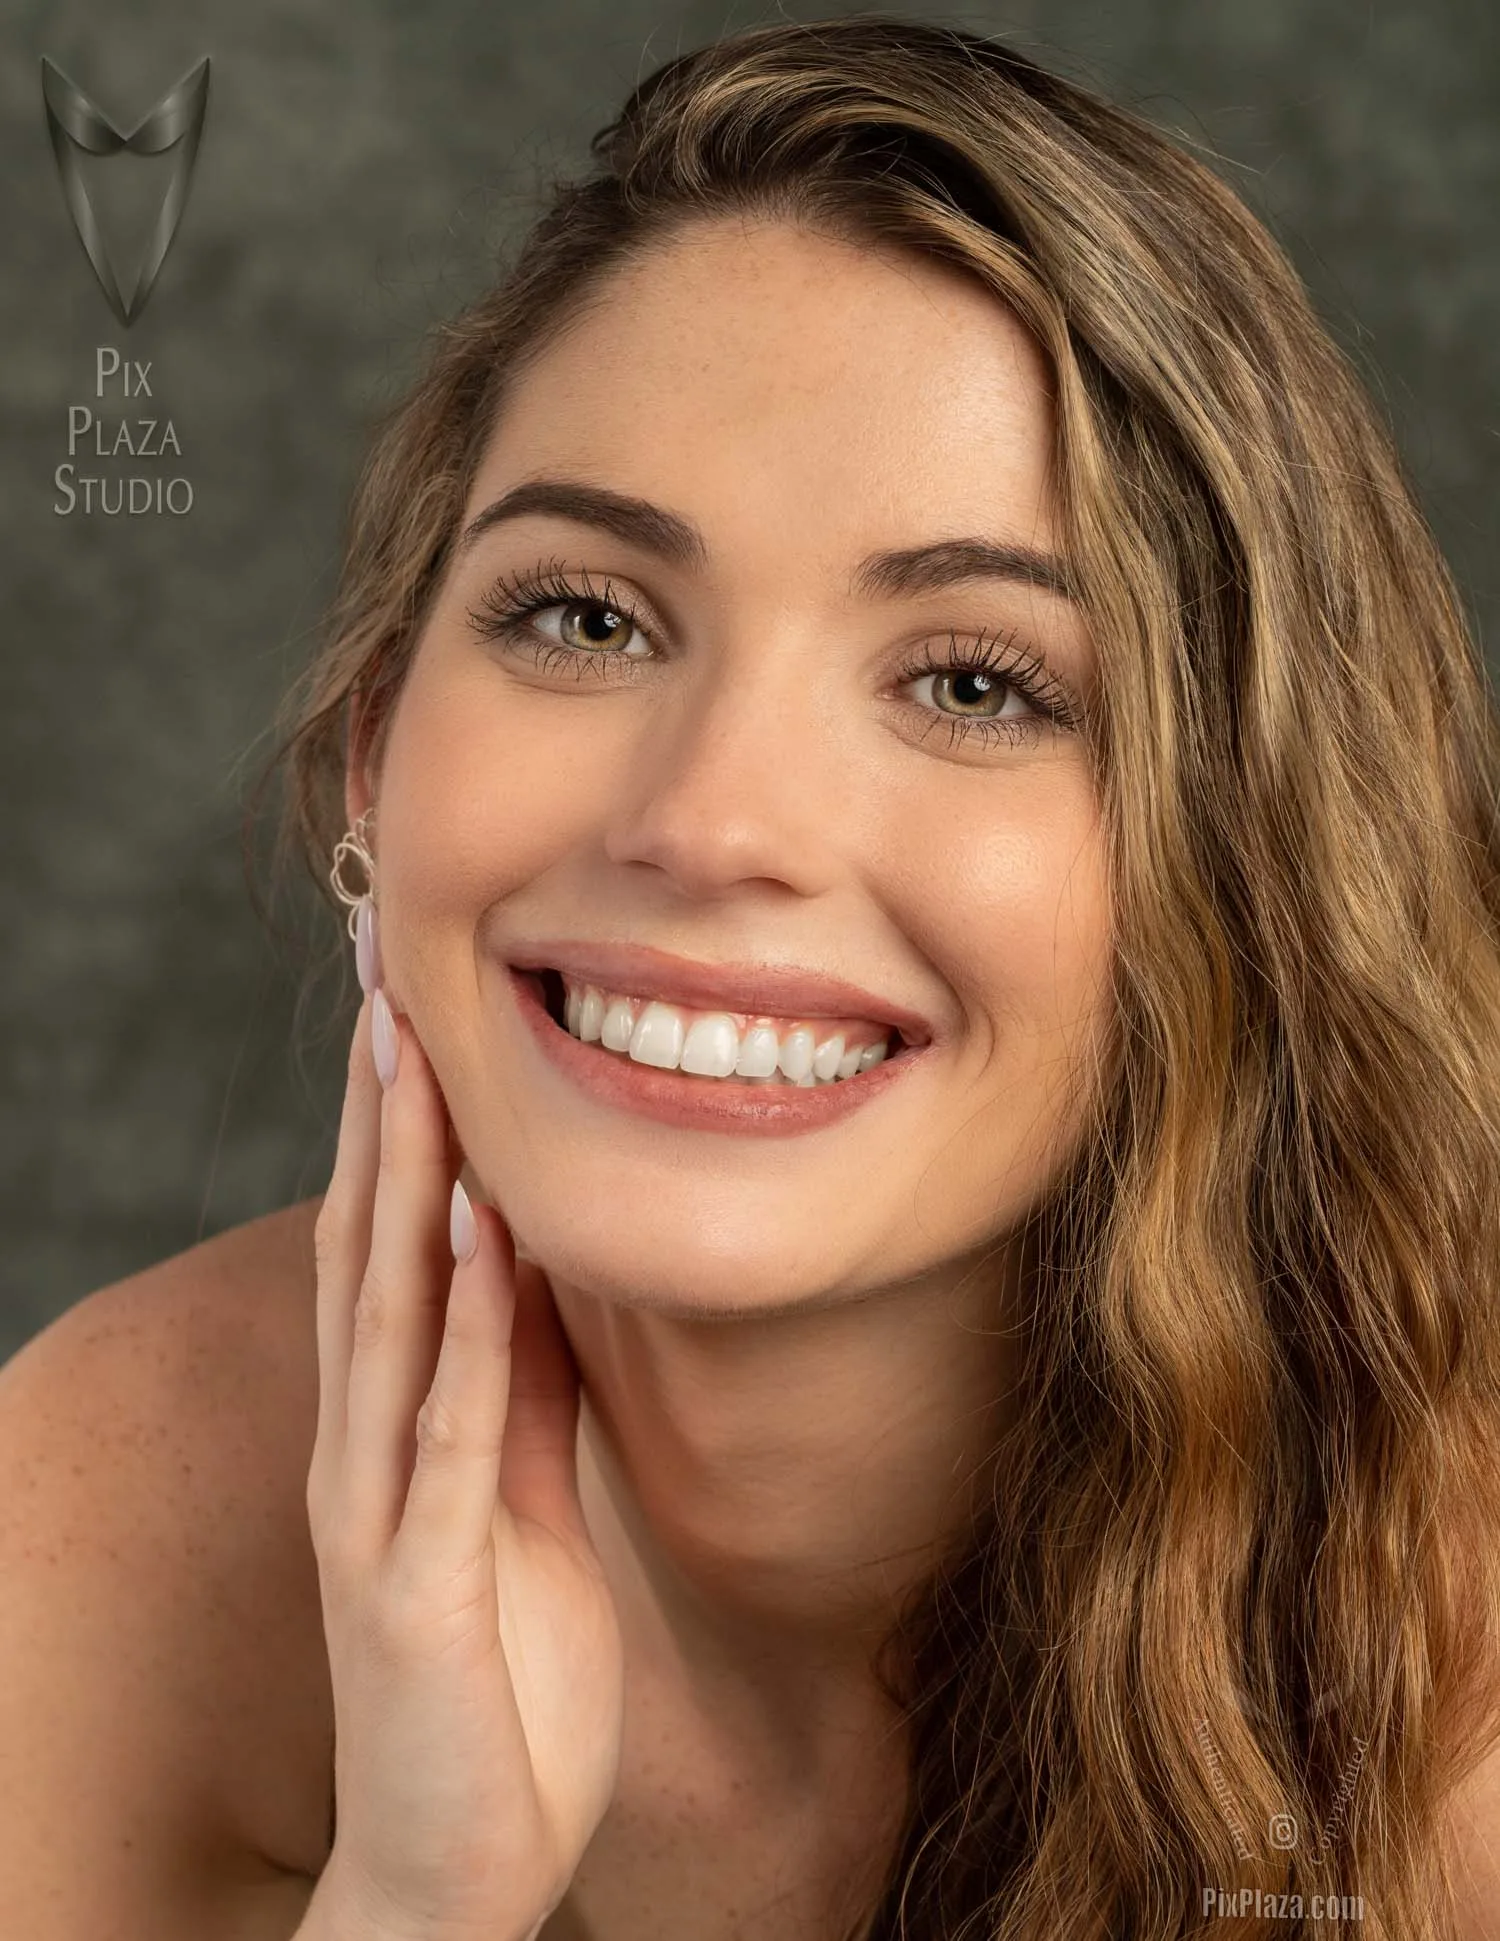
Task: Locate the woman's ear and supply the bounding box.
[345,686,383,819]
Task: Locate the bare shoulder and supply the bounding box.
[5,1193,326,1411]
[0,1195,334,1891]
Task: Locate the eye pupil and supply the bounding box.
[942,668,1002,714]
[564,600,631,648]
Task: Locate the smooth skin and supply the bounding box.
[305,987,623,1940]
[329,216,1113,1934]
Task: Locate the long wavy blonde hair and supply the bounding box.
[246,15,1500,1937]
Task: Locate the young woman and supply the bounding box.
[6,15,1500,1941]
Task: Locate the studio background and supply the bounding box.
[4,0,1497,1362]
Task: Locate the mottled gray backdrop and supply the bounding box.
[4,0,1497,1362]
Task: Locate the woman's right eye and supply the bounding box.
[466,568,657,662]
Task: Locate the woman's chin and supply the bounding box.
[449,1151,874,1308]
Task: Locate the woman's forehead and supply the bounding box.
[468,227,1062,560]
[503,220,1050,420]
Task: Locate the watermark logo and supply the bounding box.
[1195,1709,1370,1923]
[54,346,193,517]
[1197,1700,1368,1868]
[1195,1715,1255,1865]
[41,55,211,326]
[1201,1887,1366,1923]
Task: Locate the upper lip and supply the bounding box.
[504,941,938,1048]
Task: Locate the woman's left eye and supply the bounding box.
[465,565,1081,753]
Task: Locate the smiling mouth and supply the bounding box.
[538,968,907,1041]
[532,968,914,1069]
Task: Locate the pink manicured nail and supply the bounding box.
[450,1179,478,1263]
[372,988,399,1088]
[355,896,383,996]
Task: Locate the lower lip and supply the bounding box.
[505,967,933,1137]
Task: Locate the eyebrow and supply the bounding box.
[452,475,1079,605]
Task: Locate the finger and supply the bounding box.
[392,1195,521,1580]
[309,992,380,1513]
[340,1003,457,1561]
[498,1248,588,1546]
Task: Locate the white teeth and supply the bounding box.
[559,979,892,1085]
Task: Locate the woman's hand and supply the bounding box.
[304,984,625,1941]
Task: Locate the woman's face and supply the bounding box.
[356,218,1112,1316]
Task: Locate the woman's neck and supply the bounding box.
[550,1249,1023,1787]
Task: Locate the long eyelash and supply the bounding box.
[888,630,1080,739]
[466,558,1080,750]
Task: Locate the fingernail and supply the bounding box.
[372,987,399,1088]
[355,896,383,996]
[450,1178,478,1263]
